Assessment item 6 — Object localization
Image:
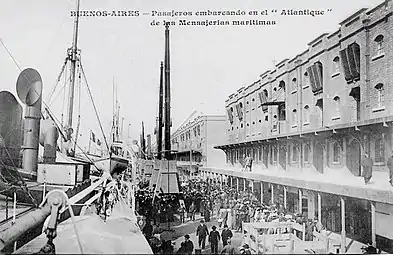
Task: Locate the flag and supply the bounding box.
[91,131,96,143]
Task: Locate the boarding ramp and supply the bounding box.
[242,221,331,254]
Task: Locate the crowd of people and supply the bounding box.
[136,173,326,254]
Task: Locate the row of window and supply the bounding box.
[226,137,386,165]
[229,36,385,125]
[229,81,385,130]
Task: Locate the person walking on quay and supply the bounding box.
[361,152,373,185]
[183,234,194,255]
[189,202,196,221]
[387,152,393,186]
[142,219,153,240]
[221,225,233,247]
[196,219,209,249]
[209,225,220,254]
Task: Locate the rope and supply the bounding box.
[79,62,110,152]
[80,63,110,151]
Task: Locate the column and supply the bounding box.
[271,184,274,205]
[260,182,264,203]
[317,193,322,223]
[371,201,376,248]
[283,186,287,210]
[251,180,254,193]
[340,197,346,254]
[243,179,246,191]
[299,189,303,214]
[220,174,223,188]
[236,178,239,192]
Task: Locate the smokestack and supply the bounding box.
[147,134,152,158]
[16,68,43,178]
[157,62,164,159]
[39,119,59,163]
[164,24,171,159]
[141,121,146,159]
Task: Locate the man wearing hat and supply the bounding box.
[221,225,233,247]
[196,219,209,249]
[183,234,194,255]
[209,225,220,254]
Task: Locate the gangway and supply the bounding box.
[242,221,339,254]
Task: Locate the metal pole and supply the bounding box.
[371,201,376,248]
[66,0,81,131]
[340,197,346,253]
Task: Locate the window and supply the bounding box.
[265,115,268,122]
[258,146,262,161]
[273,146,278,162]
[303,105,310,124]
[375,83,385,108]
[333,56,340,73]
[292,109,297,125]
[304,144,310,163]
[279,81,286,92]
[333,96,340,118]
[333,142,341,163]
[278,104,286,121]
[292,145,298,163]
[375,137,385,163]
[375,35,384,55]
[292,78,297,92]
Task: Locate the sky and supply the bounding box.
[0,0,384,150]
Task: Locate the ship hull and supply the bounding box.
[94,155,129,175]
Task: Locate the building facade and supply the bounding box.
[204,1,393,253]
[171,114,227,174]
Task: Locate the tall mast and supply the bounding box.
[157,62,164,159]
[65,0,81,138]
[164,24,171,159]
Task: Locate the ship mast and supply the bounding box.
[65,0,80,143]
[157,62,164,159]
[164,24,171,160]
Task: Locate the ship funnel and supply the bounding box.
[16,68,43,177]
[39,119,59,163]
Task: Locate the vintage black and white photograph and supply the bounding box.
[0,0,392,254]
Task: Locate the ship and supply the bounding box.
[0,0,153,253]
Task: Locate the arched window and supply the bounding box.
[239,102,243,108]
[292,109,297,125]
[333,96,340,117]
[333,56,340,73]
[375,137,385,163]
[333,142,341,163]
[375,83,385,108]
[304,144,310,163]
[292,78,297,91]
[303,105,310,124]
[292,144,298,163]
[375,35,384,55]
[263,89,268,97]
[279,80,286,92]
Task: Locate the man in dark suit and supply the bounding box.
[209,225,220,254]
[221,225,233,247]
[196,219,209,249]
[183,234,194,255]
[361,152,373,185]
